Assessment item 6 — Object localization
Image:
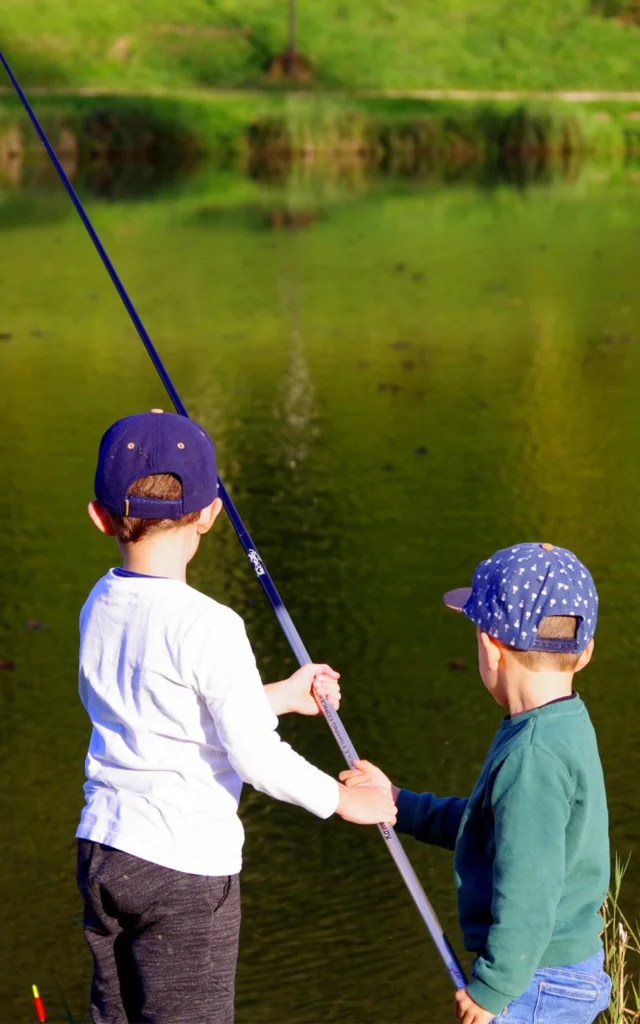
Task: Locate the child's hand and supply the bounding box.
[336,781,397,825]
[340,759,400,804]
[454,989,496,1024]
[265,664,340,717]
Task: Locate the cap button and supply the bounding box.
[541,542,555,551]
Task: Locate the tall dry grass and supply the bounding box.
[599,856,640,1023]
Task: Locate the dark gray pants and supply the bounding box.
[77,840,240,1024]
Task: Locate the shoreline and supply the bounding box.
[2,86,640,104]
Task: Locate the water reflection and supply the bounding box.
[3,101,640,209]
[0,105,197,198]
[1,128,640,1023]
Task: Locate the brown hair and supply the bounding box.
[110,474,200,545]
[509,615,583,673]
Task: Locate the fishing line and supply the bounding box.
[0,50,467,990]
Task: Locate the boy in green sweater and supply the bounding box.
[342,542,611,1023]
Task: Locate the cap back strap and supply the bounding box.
[530,636,580,653]
[123,496,183,520]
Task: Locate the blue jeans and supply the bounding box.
[491,951,611,1023]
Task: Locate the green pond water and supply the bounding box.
[1,160,640,1024]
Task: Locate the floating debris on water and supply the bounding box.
[603,333,634,346]
[586,333,635,354]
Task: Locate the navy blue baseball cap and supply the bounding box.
[443,542,598,653]
[95,411,218,519]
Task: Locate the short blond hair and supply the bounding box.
[110,474,200,544]
[508,616,582,673]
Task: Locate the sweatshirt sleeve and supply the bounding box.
[466,745,573,1016]
[395,789,468,850]
[189,608,339,819]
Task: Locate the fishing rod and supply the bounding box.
[0,50,467,991]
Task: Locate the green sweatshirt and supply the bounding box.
[395,695,609,1015]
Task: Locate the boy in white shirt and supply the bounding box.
[77,410,395,1024]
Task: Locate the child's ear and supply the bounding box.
[574,638,594,674]
[196,496,223,535]
[479,630,502,671]
[88,500,117,536]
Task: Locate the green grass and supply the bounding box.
[2,0,640,93]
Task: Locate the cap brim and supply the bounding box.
[443,587,472,613]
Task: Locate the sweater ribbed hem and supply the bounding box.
[538,935,603,969]
[467,935,604,1015]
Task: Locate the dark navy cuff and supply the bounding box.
[395,789,421,836]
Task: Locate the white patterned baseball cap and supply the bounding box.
[443,542,598,652]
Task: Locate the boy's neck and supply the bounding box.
[119,531,193,582]
[505,669,575,718]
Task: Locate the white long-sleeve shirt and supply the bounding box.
[76,569,339,875]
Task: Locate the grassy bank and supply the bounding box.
[2,0,640,93]
[2,92,640,199]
